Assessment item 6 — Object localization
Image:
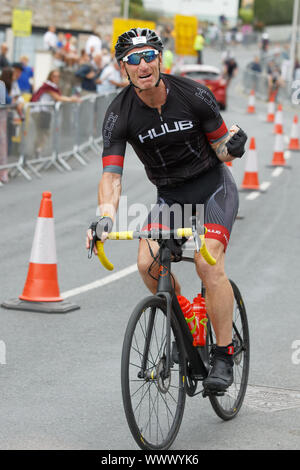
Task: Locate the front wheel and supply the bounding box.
[207,280,250,420]
[121,296,186,450]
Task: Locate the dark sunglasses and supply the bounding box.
[122,49,159,65]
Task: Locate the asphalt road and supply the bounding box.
[1,43,300,450]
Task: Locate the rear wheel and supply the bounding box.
[207,280,250,420]
[121,296,186,450]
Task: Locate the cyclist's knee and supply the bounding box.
[194,239,226,287]
[137,239,159,276]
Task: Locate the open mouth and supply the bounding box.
[139,73,152,80]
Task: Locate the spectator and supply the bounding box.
[17,56,33,94]
[261,33,269,53]
[11,63,25,116]
[162,49,174,74]
[78,49,91,66]
[43,26,58,52]
[75,52,103,95]
[31,69,80,104]
[96,59,127,93]
[267,60,284,101]
[0,67,13,182]
[249,56,262,74]
[223,55,238,86]
[30,69,80,157]
[193,29,205,65]
[0,43,10,70]
[85,31,102,57]
[56,32,65,50]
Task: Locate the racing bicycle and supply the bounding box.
[89,216,250,450]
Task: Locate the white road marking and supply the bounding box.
[61,263,138,299]
[284,150,291,159]
[272,167,284,177]
[260,181,271,191]
[246,191,260,200]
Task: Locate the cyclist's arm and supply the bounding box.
[98,171,122,221]
[209,126,239,163]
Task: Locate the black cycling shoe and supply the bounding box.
[203,345,234,393]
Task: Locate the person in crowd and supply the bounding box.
[162,49,174,74]
[85,31,102,57]
[64,35,79,67]
[249,56,262,74]
[261,32,269,53]
[11,63,25,116]
[223,55,238,86]
[75,52,103,95]
[0,67,13,182]
[193,29,205,65]
[78,49,91,66]
[30,69,80,156]
[56,32,65,50]
[0,43,10,70]
[31,69,80,104]
[96,58,127,93]
[267,60,284,101]
[43,26,58,52]
[17,56,33,94]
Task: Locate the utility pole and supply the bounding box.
[124,0,130,19]
[289,0,299,83]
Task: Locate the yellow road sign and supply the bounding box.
[111,18,156,54]
[12,9,32,37]
[174,14,198,56]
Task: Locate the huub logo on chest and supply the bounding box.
[138,120,193,143]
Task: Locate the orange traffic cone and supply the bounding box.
[247,90,255,113]
[271,127,286,166]
[240,137,260,190]
[273,104,283,134]
[1,192,79,313]
[266,96,275,122]
[288,115,300,150]
[19,192,62,302]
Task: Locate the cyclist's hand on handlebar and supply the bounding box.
[86,216,114,256]
[95,216,113,241]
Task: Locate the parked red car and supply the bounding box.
[177,64,228,110]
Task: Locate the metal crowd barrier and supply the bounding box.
[242,67,294,104]
[0,103,31,183]
[0,90,118,185]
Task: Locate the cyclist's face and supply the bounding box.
[120,46,162,90]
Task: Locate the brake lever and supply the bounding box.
[88,222,98,259]
[190,216,202,253]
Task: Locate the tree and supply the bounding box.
[254,0,294,25]
[121,0,159,21]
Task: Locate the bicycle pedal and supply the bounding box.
[202,389,225,398]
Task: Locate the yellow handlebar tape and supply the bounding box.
[96,241,114,271]
[108,231,134,240]
[176,228,193,238]
[199,235,216,265]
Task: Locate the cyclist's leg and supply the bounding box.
[197,164,238,346]
[194,238,233,346]
[137,198,182,295]
[137,240,181,295]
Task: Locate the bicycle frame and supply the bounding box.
[145,241,209,382]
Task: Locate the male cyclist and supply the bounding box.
[86,28,247,393]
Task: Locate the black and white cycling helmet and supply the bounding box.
[115,28,164,63]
